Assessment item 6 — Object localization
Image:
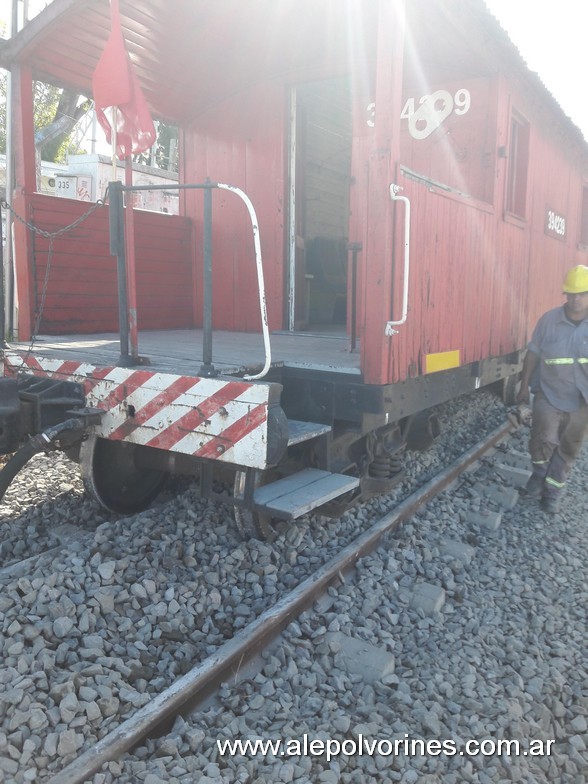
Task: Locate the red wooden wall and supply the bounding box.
[182,83,288,333]
[365,72,588,385]
[20,194,194,334]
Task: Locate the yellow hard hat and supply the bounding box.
[562,265,588,294]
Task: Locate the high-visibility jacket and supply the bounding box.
[528,306,588,412]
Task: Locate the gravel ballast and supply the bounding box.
[0,389,586,783]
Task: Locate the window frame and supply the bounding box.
[505,110,530,220]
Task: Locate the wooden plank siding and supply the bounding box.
[300,77,352,242]
[378,75,588,385]
[350,41,588,387]
[183,81,287,334]
[25,194,194,334]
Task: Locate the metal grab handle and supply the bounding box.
[385,183,411,336]
[217,184,271,380]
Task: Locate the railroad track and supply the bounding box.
[45,419,520,784]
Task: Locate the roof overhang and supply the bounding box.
[0,0,379,124]
[0,0,585,148]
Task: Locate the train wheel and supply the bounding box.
[233,469,275,542]
[80,435,167,514]
[501,373,521,406]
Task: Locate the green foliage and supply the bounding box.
[133,121,179,172]
[0,75,89,161]
[0,69,6,155]
[0,70,176,169]
[33,81,61,129]
[33,82,91,162]
[154,122,179,172]
[43,133,87,164]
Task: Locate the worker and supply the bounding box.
[516,264,588,514]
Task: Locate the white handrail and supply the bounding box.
[217,184,271,380]
[385,183,411,336]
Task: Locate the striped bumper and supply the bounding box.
[4,354,286,469]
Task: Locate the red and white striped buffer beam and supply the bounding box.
[4,354,287,470]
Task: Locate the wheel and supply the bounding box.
[233,469,275,542]
[80,435,167,514]
[502,373,522,406]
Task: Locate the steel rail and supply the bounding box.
[49,418,515,784]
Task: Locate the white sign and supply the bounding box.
[545,209,566,238]
[55,175,92,201]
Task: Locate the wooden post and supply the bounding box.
[11,64,37,341]
[361,0,406,384]
[124,157,139,361]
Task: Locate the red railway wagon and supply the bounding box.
[1,0,587,536]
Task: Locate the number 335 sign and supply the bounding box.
[367,88,471,139]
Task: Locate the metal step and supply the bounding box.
[254,468,359,520]
[287,419,331,446]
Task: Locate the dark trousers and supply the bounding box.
[529,391,588,497]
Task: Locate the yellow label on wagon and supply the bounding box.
[424,350,461,374]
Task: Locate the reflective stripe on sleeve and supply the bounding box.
[543,357,588,365]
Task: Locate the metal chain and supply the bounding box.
[2,195,107,362]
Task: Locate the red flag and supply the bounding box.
[92,0,156,159]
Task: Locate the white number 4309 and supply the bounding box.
[366,88,471,139]
[401,89,471,139]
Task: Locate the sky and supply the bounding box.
[0,0,587,141]
[483,0,588,140]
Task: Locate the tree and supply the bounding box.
[0,69,7,155]
[33,82,91,161]
[0,72,90,161]
[133,120,179,172]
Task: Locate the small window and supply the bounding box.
[580,186,588,246]
[506,111,530,218]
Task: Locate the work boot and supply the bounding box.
[524,473,544,499]
[540,495,561,515]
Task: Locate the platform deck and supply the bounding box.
[8,328,362,378]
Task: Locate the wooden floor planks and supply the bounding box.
[11,328,361,378]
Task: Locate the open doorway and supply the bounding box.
[287,77,353,333]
